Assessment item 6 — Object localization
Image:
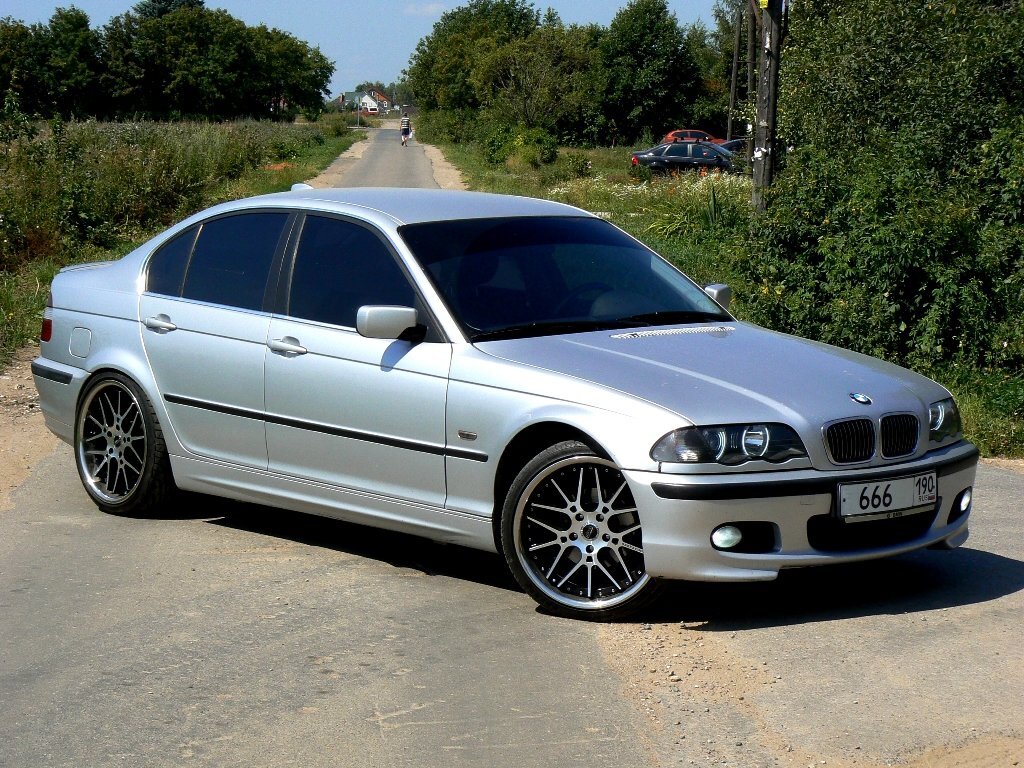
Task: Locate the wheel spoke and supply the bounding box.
[531,502,568,514]
[618,523,641,538]
[550,476,573,506]
[555,558,584,589]
[607,545,633,581]
[525,515,562,537]
[545,546,569,580]
[596,559,624,591]
[607,478,629,507]
[527,539,560,553]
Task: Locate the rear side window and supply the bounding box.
[147,227,197,296]
[182,212,289,311]
[666,144,690,157]
[288,215,414,327]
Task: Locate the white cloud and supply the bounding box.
[403,3,445,16]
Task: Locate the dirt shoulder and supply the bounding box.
[0,346,60,512]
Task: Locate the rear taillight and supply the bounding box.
[631,156,638,166]
[40,292,53,343]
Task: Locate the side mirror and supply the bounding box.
[704,283,732,311]
[356,306,419,340]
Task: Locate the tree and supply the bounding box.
[99,5,332,120]
[37,8,102,118]
[132,0,205,20]
[405,0,539,111]
[471,19,606,143]
[0,17,34,105]
[599,0,702,144]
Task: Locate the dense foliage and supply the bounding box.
[408,0,714,148]
[740,0,1024,375]
[0,1,333,120]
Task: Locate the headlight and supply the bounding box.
[651,423,807,466]
[929,397,962,443]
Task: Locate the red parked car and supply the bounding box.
[662,129,726,144]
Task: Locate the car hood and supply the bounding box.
[476,322,947,429]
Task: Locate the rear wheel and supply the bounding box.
[75,373,173,515]
[501,441,660,620]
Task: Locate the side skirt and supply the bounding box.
[168,453,497,552]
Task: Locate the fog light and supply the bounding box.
[960,488,972,513]
[711,525,743,550]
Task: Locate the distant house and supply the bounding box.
[340,91,381,113]
[369,90,391,110]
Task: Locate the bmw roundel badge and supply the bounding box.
[850,392,873,405]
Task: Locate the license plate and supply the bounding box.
[838,473,937,520]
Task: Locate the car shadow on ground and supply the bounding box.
[640,546,1024,629]
[193,496,520,594]
[163,494,1023,627]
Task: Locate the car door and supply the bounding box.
[264,213,451,505]
[692,143,727,170]
[140,211,292,469]
[663,142,692,170]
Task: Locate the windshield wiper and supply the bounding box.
[470,319,625,342]
[621,310,731,326]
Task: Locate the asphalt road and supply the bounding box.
[318,125,439,189]
[1,450,653,768]
[2,128,1022,768]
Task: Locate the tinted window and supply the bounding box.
[147,227,197,296]
[288,215,414,328]
[182,212,289,310]
[666,144,690,157]
[402,217,729,339]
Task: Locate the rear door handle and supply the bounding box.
[144,315,177,332]
[268,337,307,356]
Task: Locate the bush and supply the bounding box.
[563,150,592,178]
[740,132,1024,372]
[0,118,332,273]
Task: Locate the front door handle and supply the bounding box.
[268,337,307,356]
[144,315,177,332]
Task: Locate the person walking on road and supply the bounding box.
[400,112,411,147]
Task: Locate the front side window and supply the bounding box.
[288,215,414,328]
[181,212,289,310]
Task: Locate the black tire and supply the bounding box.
[74,372,174,516]
[500,440,661,620]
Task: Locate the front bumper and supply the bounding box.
[627,441,979,582]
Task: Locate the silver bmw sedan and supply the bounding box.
[32,188,978,620]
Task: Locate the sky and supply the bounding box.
[3,0,719,99]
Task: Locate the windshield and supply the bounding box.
[399,216,730,341]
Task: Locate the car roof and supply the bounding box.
[226,187,590,226]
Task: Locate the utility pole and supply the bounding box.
[752,0,784,212]
[726,7,742,141]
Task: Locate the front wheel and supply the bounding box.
[500,441,660,620]
[75,373,174,516]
